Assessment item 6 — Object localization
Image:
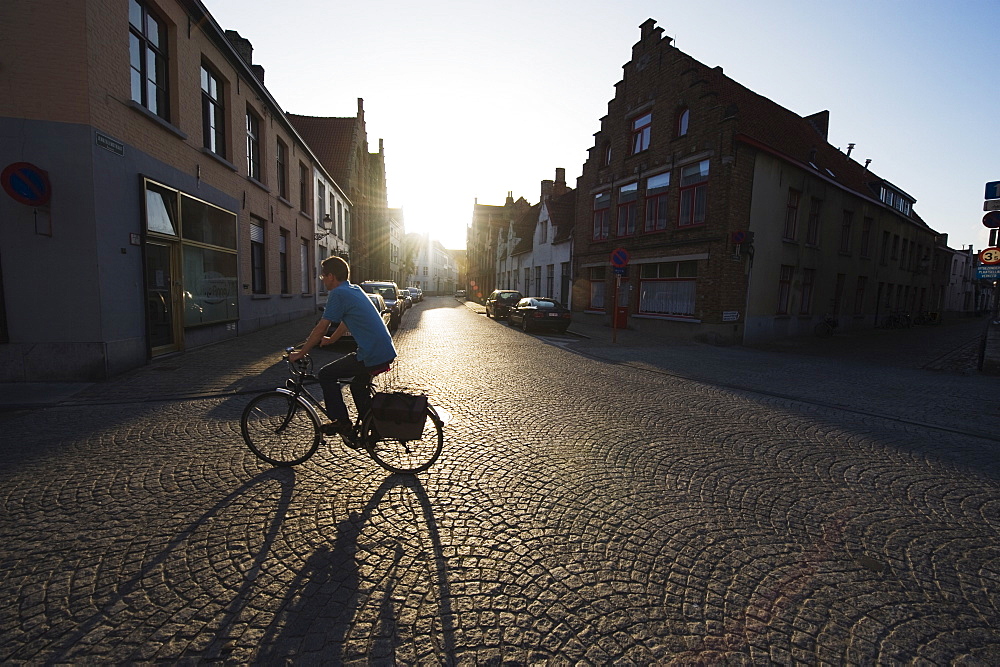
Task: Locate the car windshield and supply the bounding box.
[533,299,560,308]
[498,293,520,301]
[378,287,395,299]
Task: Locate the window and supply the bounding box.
[900,239,909,269]
[560,262,570,304]
[777,265,794,314]
[317,182,326,221]
[601,142,612,167]
[631,112,652,154]
[129,0,168,119]
[854,276,867,316]
[806,198,821,245]
[783,189,800,240]
[891,234,900,260]
[644,172,670,232]
[800,268,815,314]
[860,217,873,258]
[250,219,266,294]
[201,65,225,155]
[524,268,530,293]
[546,265,554,298]
[534,266,541,293]
[276,140,288,199]
[246,107,262,181]
[839,211,853,253]
[279,230,289,294]
[678,160,709,227]
[300,239,309,294]
[592,192,610,240]
[144,179,239,327]
[299,163,309,213]
[617,183,637,237]
[638,261,697,317]
[588,267,606,310]
[676,108,690,137]
[880,231,891,265]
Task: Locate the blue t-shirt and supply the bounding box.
[322,281,397,367]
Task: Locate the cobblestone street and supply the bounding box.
[1,297,998,663]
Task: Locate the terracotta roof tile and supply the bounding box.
[286,113,357,188]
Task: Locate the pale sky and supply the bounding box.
[206,0,998,252]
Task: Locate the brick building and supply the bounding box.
[288,103,393,283]
[0,0,349,381]
[467,194,530,301]
[573,19,942,343]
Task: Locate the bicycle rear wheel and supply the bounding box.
[362,406,443,474]
[241,391,321,466]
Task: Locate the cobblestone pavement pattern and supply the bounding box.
[1,298,998,663]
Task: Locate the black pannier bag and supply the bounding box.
[371,392,428,440]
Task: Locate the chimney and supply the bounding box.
[541,179,554,201]
[553,167,568,197]
[251,64,265,84]
[225,30,253,65]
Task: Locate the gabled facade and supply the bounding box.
[468,194,530,301]
[0,0,342,380]
[287,100,391,283]
[573,19,941,343]
[496,169,576,306]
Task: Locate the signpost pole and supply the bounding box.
[612,275,619,344]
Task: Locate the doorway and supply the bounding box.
[145,241,181,355]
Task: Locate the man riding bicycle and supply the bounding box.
[289,256,397,436]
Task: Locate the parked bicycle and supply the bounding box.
[240,348,443,474]
[813,315,839,337]
[880,311,913,329]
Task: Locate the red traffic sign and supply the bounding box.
[980,247,1000,265]
[984,212,1000,228]
[2,162,51,206]
[610,247,630,268]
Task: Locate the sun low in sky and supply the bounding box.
[207,0,998,252]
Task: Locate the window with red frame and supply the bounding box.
[644,172,670,232]
[616,183,637,237]
[592,192,610,240]
[783,189,800,240]
[631,112,651,154]
[678,160,709,227]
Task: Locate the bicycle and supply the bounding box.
[240,348,443,474]
[813,315,838,337]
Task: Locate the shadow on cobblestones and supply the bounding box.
[255,474,456,663]
[9,467,296,663]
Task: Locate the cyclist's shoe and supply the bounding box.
[320,420,349,437]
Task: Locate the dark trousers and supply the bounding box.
[317,353,374,423]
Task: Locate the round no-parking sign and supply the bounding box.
[2,162,52,206]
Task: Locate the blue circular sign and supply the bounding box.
[610,247,630,268]
[2,162,51,206]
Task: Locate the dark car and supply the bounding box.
[359,280,404,331]
[485,289,523,320]
[407,287,423,303]
[508,297,572,333]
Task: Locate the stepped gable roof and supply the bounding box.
[286,113,356,187]
[511,203,541,256]
[548,189,577,243]
[702,63,931,230]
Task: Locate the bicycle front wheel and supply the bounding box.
[241,391,321,466]
[362,406,443,474]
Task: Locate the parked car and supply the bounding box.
[397,290,412,313]
[485,289,523,320]
[508,297,572,333]
[359,280,404,331]
[326,293,393,348]
[454,289,466,299]
[407,287,423,302]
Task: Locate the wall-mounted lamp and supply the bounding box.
[314,213,334,241]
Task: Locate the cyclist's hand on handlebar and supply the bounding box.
[288,348,307,363]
